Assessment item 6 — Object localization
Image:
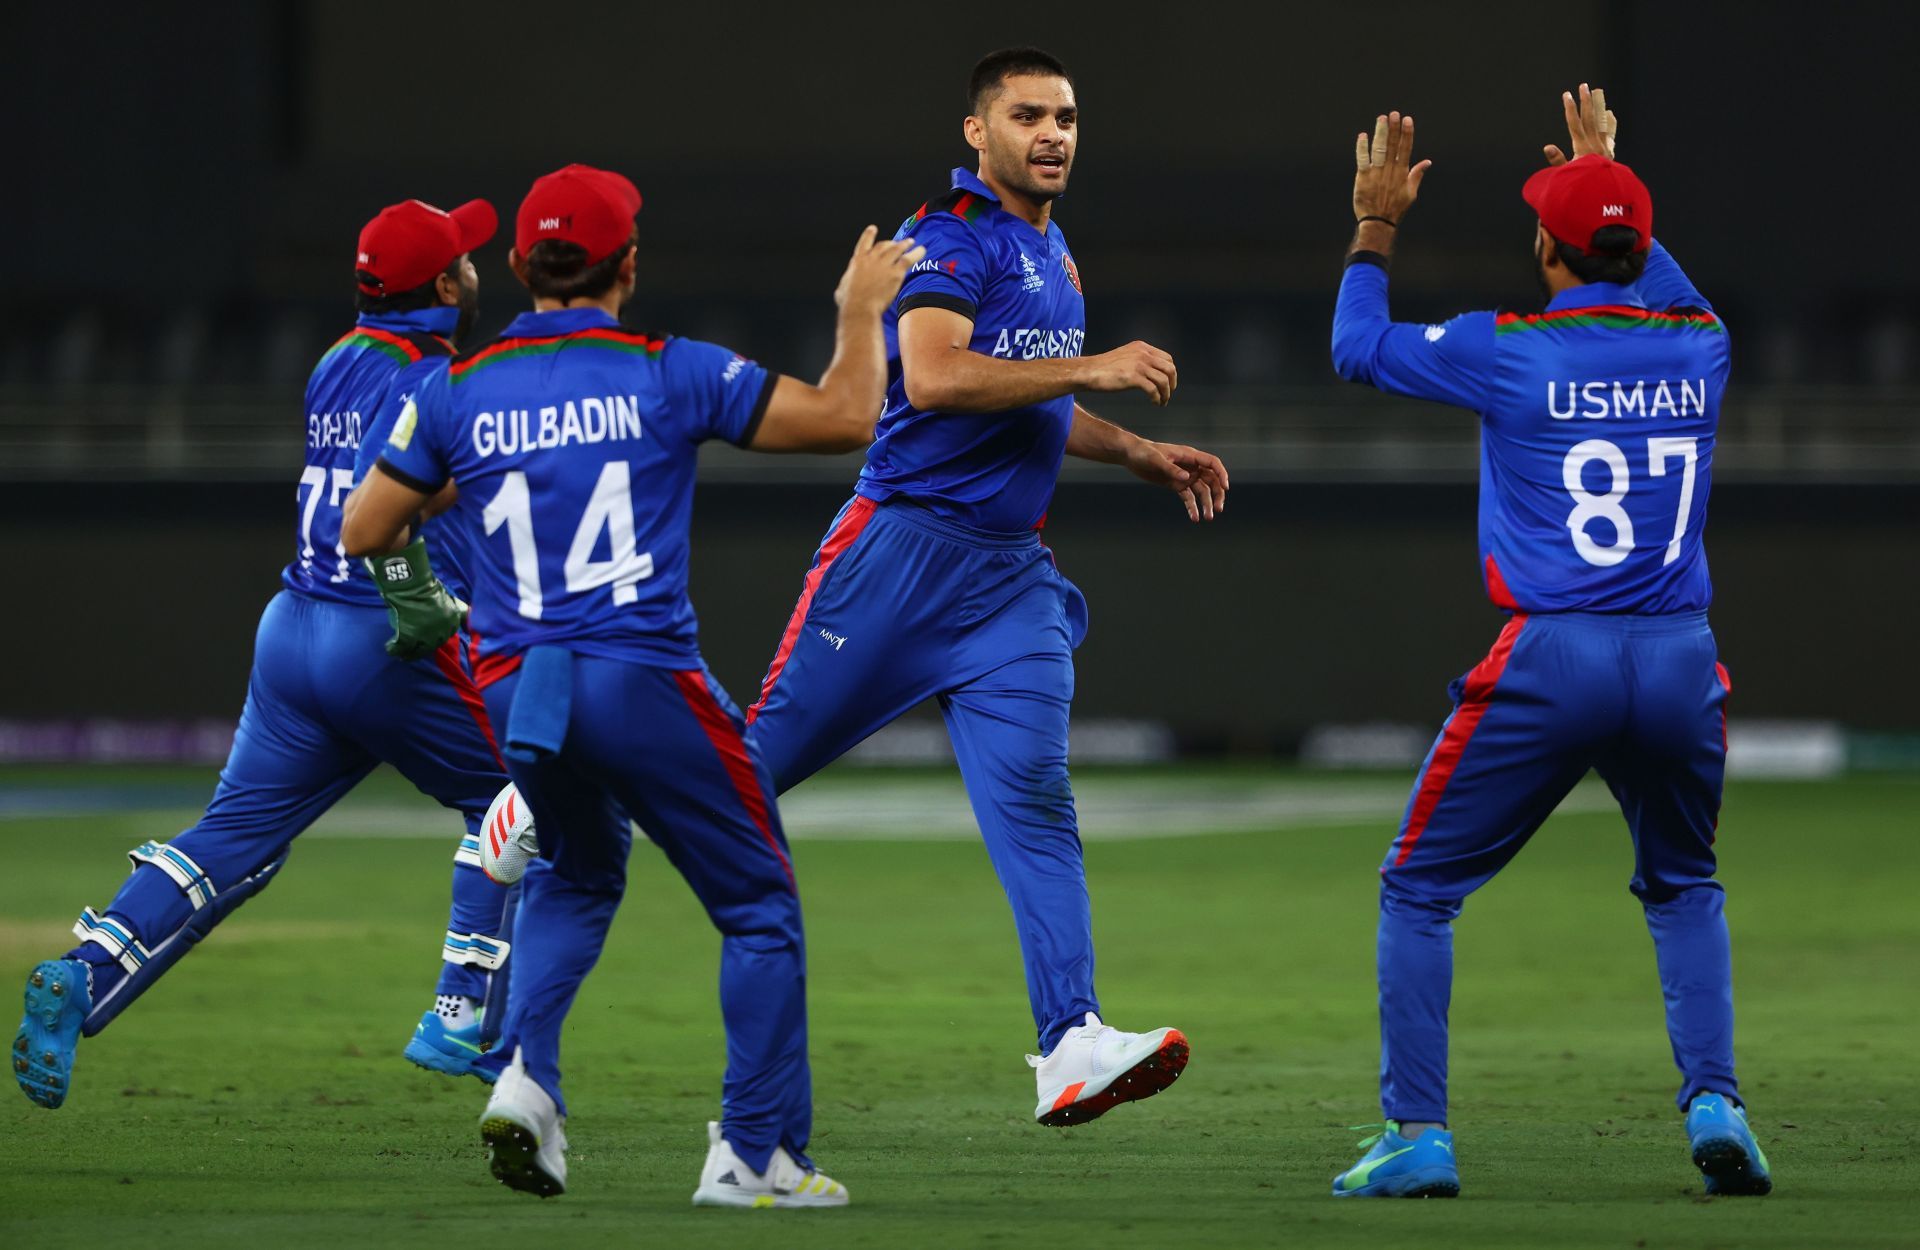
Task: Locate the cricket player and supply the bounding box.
[342,163,924,1205]
[1327,88,1769,1198]
[745,47,1228,1128]
[13,198,517,1110]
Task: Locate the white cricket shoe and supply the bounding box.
[480,783,538,885]
[690,1120,849,1209]
[479,1050,567,1198]
[1029,1011,1190,1126]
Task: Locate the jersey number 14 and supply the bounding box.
[1563,436,1699,568]
[481,462,655,620]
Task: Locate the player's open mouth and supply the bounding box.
[1031,154,1065,172]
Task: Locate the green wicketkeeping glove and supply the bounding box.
[364,538,467,661]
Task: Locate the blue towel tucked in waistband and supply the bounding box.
[504,646,572,764]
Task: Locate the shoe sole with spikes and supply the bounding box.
[1038,1029,1189,1127]
[1694,1135,1773,1196]
[482,1115,564,1198]
[15,960,88,1109]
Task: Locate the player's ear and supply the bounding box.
[963,114,986,154]
[618,245,638,289]
[508,247,531,290]
[1533,223,1559,271]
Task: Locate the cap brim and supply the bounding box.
[448,199,499,253]
[1520,164,1557,215]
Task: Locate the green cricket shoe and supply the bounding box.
[1331,1122,1459,1198]
[1686,1093,1772,1196]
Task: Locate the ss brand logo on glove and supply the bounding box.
[381,557,412,583]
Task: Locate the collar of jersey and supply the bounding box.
[357,306,460,337]
[500,307,622,339]
[1545,281,1646,313]
[949,167,1001,203]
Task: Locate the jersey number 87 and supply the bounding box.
[1563,436,1699,568]
[481,461,655,620]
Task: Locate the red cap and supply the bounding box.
[1521,155,1652,253]
[355,199,497,296]
[515,164,643,264]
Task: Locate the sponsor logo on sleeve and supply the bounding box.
[1062,253,1082,293]
[388,397,419,451]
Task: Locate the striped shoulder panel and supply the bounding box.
[450,326,668,383]
[907,187,994,230]
[1495,304,1723,335]
[319,325,448,367]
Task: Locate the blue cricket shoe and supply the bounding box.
[404,1009,497,1084]
[1686,1093,1772,1195]
[1332,1122,1460,1198]
[14,959,91,1109]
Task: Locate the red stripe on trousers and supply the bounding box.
[746,496,877,724]
[1389,614,1529,869]
[1714,662,1732,751]
[674,669,795,889]
[431,636,505,768]
[468,628,524,690]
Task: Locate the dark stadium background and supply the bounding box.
[2,0,1913,756]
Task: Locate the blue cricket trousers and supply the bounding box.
[479,654,810,1176]
[70,591,511,1029]
[747,496,1097,1054]
[1377,610,1738,1122]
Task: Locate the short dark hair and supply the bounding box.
[354,256,462,315]
[1553,225,1648,285]
[968,47,1073,115]
[523,237,634,302]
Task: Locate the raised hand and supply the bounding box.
[1543,83,1618,167]
[835,225,928,313]
[1353,111,1431,226]
[1079,340,1179,405]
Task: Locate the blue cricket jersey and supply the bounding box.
[287,306,471,605]
[859,168,1088,533]
[375,307,775,668]
[1331,242,1730,614]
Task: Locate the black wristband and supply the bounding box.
[1345,250,1391,271]
[1356,215,1399,229]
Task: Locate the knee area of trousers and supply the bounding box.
[1378,879,1463,922]
[721,927,804,959]
[1636,881,1725,914]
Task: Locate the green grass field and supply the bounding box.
[1,765,1915,1249]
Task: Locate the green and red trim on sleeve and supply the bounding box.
[1495,305,1722,335]
[911,188,992,228]
[451,327,667,383]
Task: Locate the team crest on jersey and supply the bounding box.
[1061,253,1082,293]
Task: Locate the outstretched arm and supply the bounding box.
[747,227,926,453]
[1065,403,1228,521]
[1330,111,1492,409]
[1542,83,1714,313]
